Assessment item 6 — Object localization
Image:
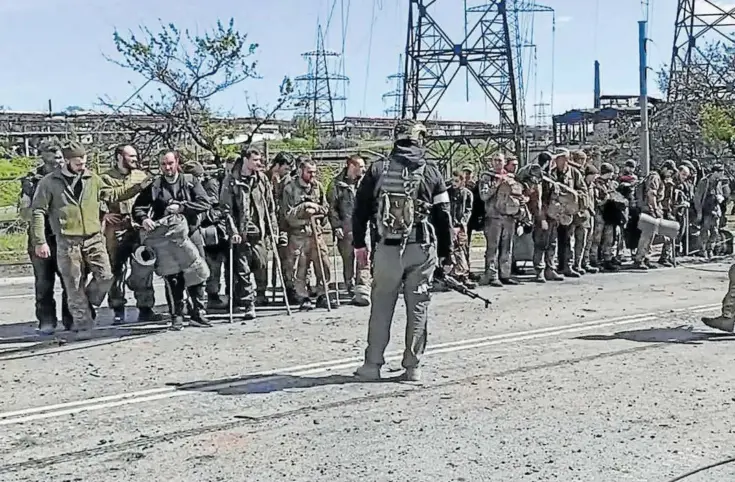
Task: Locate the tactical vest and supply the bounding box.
[494,177,524,216]
[374,159,430,244]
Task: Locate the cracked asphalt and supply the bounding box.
[1,257,734,482]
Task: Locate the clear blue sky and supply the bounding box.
[0,0,715,122]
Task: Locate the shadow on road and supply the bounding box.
[576,325,735,345]
[169,371,404,396]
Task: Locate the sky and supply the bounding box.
[0,0,733,122]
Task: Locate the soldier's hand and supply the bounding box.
[355,247,369,266]
[231,234,242,244]
[35,243,50,259]
[141,218,156,232]
[140,172,155,189]
[166,203,182,214]
[333,227,344,240]
[103,213,123,226]
[305,206,317,216]
[540,219,549,231]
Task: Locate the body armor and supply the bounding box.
[374,160,430,244]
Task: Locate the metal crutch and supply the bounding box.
[264,191,292,316]
[331,232,341,307]
[311,217,332,312]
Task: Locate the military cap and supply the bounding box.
[394,119,427,142]
[584,164,599,176]
[182,161,205,177]
[61,141,85,159]
[39,141,61,154]
[661,160,677,172]
[600,162,614,174]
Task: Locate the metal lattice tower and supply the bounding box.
[532,91,550,127]
[382,55,405,118]
[295,25,349,136]
[667,0,735,102]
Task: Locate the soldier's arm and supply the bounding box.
[265,181,279,236]
[352,163,378,250]
[325,178,341,229]
[132,184,154,225]
[99,172,149,204]
[29,179,51,246]
[182,178,211,215]
[574,169,587,193]
[427,165,453,260]
[460,188,473,227]
[282,184,307,229]
[478,175,499,202]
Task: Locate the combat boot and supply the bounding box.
[37,320,56,336]
[137,307,163,323]
[112,309,126,325]
[574,265,586,275]
[354,362,381,381]
[351,287,370,307]
[479,272,502,287]
[462,279,478,289]
[562,268,581,278]
[658,258,674,267]
[237,303,257,322]
[500,278,519,286]
[544,268,563,281]
[702,315,735,333]
[299,298,314,311]
[533,270,546,283]
[315,294,335,309]
[601,260,619,272]
[631,260,648,270]
[402,366,422,383]
[581,263,599,274]
[207,294,228,311]
[170,315,184,331]
[186,284,212,327]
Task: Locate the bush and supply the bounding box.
[0,157,37,209]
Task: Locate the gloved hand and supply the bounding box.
[333,227,344,240]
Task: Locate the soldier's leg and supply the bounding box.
[449,230,470,280]
[589,215,604,266]
[572,222,587,272]
[632,220,655,267]
[481,219,503,286]
[352,233,372,307]
[290,235,311,304]
[312,235,332,308]
[339,232,356,292]
[545,221,562,280]
[82,233,114,312]
[204,245,225,308]
[163,273,186,330]
[498,217,516,282]
[56,237,93,329]
[105,228,127,315]
[232,242,255,309]
[278,243,296,298]
[48,238,73,328]
[249,241,269,303]
[355,243,404,380]
[532,225,548,282]
[28,242,58,330]
[702,263,735,331]
[400,243,438,380]
[710,215,722,255]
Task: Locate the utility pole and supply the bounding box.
[638,20,650,177]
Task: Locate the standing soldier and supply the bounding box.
[657,160,679,266]
[695,165,726,259]
[479,154,523,286]
[549,149,587,278]
[100,144,161,324]
[589,163,621,272]
[30,141,116,337]
[569,164,599,274]
[132,151,212,329]
[281,158,332,310]
[632,163,668,269]
[351,119,453,382]
[327,154,371,306]
[447,170,474,287]
[268,152,296,303]
[219,147,280,319]
[19,141,73,334]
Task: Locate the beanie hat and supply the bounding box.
[61,141,85,159]
[584,164,599,176]
[182,161,205,177]
[600,162,614,175]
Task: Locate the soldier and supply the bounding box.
[462,166,476,189]
[19,141,73,334]
[132,150,212,329]
[220,147,280,319]
[694,165,726,259]
[351,119,453,382]
[589,163,620,271]
[549,149,587,278]
[326,154,371,306]
[446,170,474,287]
[100,144,161,324]
[281,158,332,310]
[182,161,229,310]
[631,163,669,269]
[702,264,735,332]
[479,154,524,286]
[570,164,599,274]
[268,152,297,302]
[657,160,679,266]
[30,141,116,337]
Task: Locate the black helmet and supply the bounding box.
[394,119,427,142]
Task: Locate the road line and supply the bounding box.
[0,303,718,427]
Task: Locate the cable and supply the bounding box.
[665,456,735,481]
[361,0,377,115]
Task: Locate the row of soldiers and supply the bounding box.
[443,149,728,288]
[19,140,374,335]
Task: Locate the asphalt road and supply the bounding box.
[1,256,734,481]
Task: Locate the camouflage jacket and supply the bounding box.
[281,177,328,235]
[447,185,473,228]
[99,167,150,229]
[326,167,361,233]
[220,163,278,240]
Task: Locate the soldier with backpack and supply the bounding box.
[351,119,453,382]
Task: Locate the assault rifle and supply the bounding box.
[434,269,492,308]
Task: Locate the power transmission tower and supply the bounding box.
[532,91,550,127]
[382,55,405,118]
[295,25,349,136]
[667,0,735,102]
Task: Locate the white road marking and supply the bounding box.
[0,303,718,427]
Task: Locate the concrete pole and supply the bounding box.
[639,20,650,177]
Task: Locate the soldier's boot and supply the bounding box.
[533,270,546,283]
[351,286,370,307]
[137,307,163,323]
[238,303,257,322]
[462,279,478,289]
[186,284,212,328]
[601,260,619,272]
[581,261,599,274]
[207,294,228,311]
[500,278,520,286]
[299,298,314,311]
[544,268,563,281]
[255,291,269,306]
[286,287,300,305]
[574,264,586,275]
[112,308,126,325]
[315,294,336,309]
[563,267,581,278]
[702,315,735,333]
[658,258,674,267]
[37,320,56,336]
[401,366,422,383]
[479,271,502,287]
[354,362,381,381]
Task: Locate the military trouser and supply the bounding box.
[483,216,515,281]
[567,215,591,270]
[721,263,735,318]
[289,232,331,300]
[56,232,114,326]
[365,242,436,369]
[556,223,576,272]
[337,231,371,291]
[232,239,269,306]
[163,272,205,317]
[449,228,470,280]
[532,220,560,272]
[700,214,720,254]
[633,214,658,264]
[105,226,155,310]
[204,243,229,298]
[28,236,72,326]
[589,214,616,263]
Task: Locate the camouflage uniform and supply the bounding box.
[657,174,677,265]
[702,263,735,332]
[99,166,156,321]
[570,167,598,274]
[552,165,588,277]
[220,162,279,314]
[30,156,117,332]
[446,184,473,281]
[327,167,371,304]
[270,170,296,300]
[281,177,331,308]
[632,172,664,266]
[197,172,231,308]
[695,172,725,257]
[588,173,619,268]
[19,163,73,330]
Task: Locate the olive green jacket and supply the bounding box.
[30,169,125,245]
[99,167,150,216]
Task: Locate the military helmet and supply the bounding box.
[394,119,427,142]
[600,162,614,175]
